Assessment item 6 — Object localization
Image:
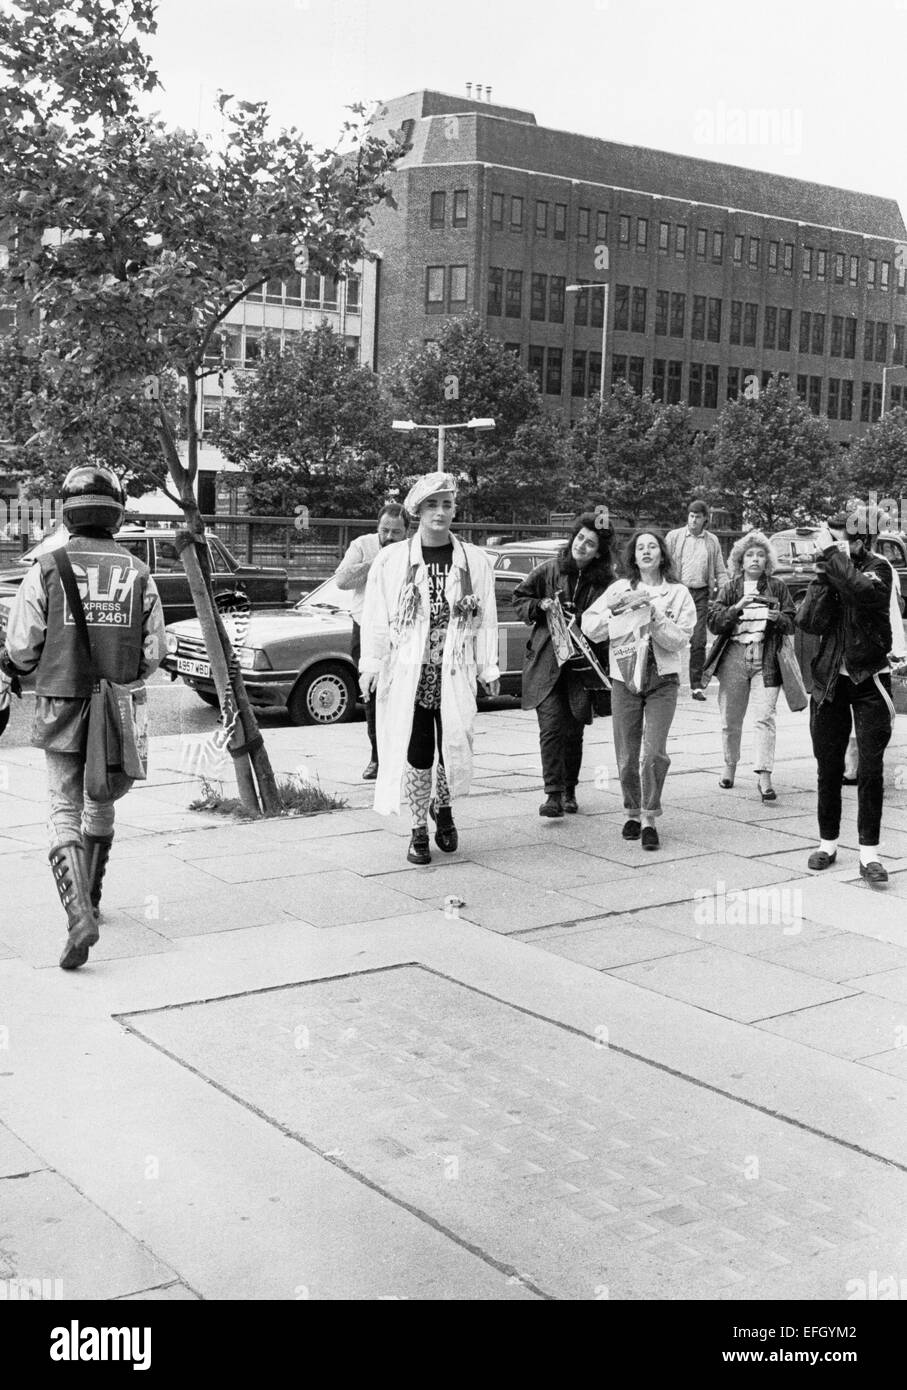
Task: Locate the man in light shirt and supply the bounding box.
[666,499,728,699]
[334,502,408,778]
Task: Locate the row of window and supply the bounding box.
[245,272,360,312]
[524,346,902,421]
[425,264,469,313]
[202,324,361,369]
[477,191,906,291]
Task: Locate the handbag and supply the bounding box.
[777,633,809,712]
[53,550,149,801]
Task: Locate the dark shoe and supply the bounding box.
[641,826,659,850]
[718,777,735,790]
[539,794,564,818]
[807,850,837,871]
[50,842,99,970]
[859,860,888,888]
[691,689,707,701]
[429,799,458,853]
[83,832,113,921]
[362,760,378,781]
[756,778,777,803]
[841,775,859,787]
[622,819,641,840]
[407,829,431,865]
[563,788,578,814]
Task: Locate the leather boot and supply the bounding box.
[83,833,113,920]
[50,842,99,970]
[407,828,432,865]
[429,799,458,853]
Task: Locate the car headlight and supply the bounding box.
[236,647,272,671]
[165,632,179,655]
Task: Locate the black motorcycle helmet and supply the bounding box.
[60,465,126,535]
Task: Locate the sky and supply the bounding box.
[145,0,907,226]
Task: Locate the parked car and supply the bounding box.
[163,571,531,725]
[769,527,907,604]
[0,525,288,625]
[484,538,567,575]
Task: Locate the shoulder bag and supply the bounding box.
[53,550,149,801]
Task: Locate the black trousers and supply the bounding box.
[408,703,443,770]
[351,620,377,761]
[810,673,893,845]
[688,586,710,688]
[536,671,586,795]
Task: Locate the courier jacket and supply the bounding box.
[795,546,892,705]
[0,535,165,752]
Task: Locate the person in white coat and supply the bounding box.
[359,472,500,864]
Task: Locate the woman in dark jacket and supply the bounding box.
[703,530,795,801]
[513,513,613,817]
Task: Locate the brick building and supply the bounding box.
[367,90,907,438]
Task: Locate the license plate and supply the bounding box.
[176,657,211,678]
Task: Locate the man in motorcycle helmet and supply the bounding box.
[0,465,165,969]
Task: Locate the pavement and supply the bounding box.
[1,685,907,1301]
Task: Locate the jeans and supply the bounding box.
[536,671,586,795]
[810,673,893,845]
[352,620,377,762]
[688,586,710,688]
[611,674,679,817]
[717,643,780,773]
[45,751,115,852]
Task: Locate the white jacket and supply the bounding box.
[360,534,499,815]
[582,577,696,681]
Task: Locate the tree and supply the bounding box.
[384,315,570,520]
[212,324,396,516]
[568,381,701,526]
[0,0,404,812]
[843,407,907,517]
[706,377,839,531]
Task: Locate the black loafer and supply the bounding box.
[539,795,564,818]
[362,760,378,781]
[859,860,888,888]
[429,799,458,853]
[807,850,837,871]
[641,826,659,850]
[622,819,641,840]
[563,790,578,814]
[407,830,431,865]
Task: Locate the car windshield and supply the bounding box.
[295,577,352,613]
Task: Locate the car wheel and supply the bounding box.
[287,663,357,726]
[195,690,221,708]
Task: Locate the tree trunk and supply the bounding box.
[156,396,276,815]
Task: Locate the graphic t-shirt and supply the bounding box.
[416,541,453,708]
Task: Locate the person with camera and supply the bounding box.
[513,513,614,818]
[0,466,165,968]
[703,531,795,801]
[796,512,895,886]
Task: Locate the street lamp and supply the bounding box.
[880,363,907,419]
[391,417,495,468]
[566,253,610,404]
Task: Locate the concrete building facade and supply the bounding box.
[367,90,907,438]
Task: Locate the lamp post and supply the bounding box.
[880,363,907,420]
[566,255,610,404]
[391,416,496,468]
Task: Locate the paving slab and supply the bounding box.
[470,844,640,888]
[513,917,704,970]
[565,855,800,914]
[630,902,841,956]
[841,966,907,1004]
[186,846,336,884]
[0,904,173,969]
[608,946,857,1023]
[120,965,907,1301]
[259,870,425,928]
[0,1169,176,1299]
[757,935,907,982]
[122,888,296,939]
[856,1049,907,1078]
[370,862,598,934]
[770,878,907,946]
[756,994,907,1061]
[0,1124,47,1179]
[117,1282,200,1300]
